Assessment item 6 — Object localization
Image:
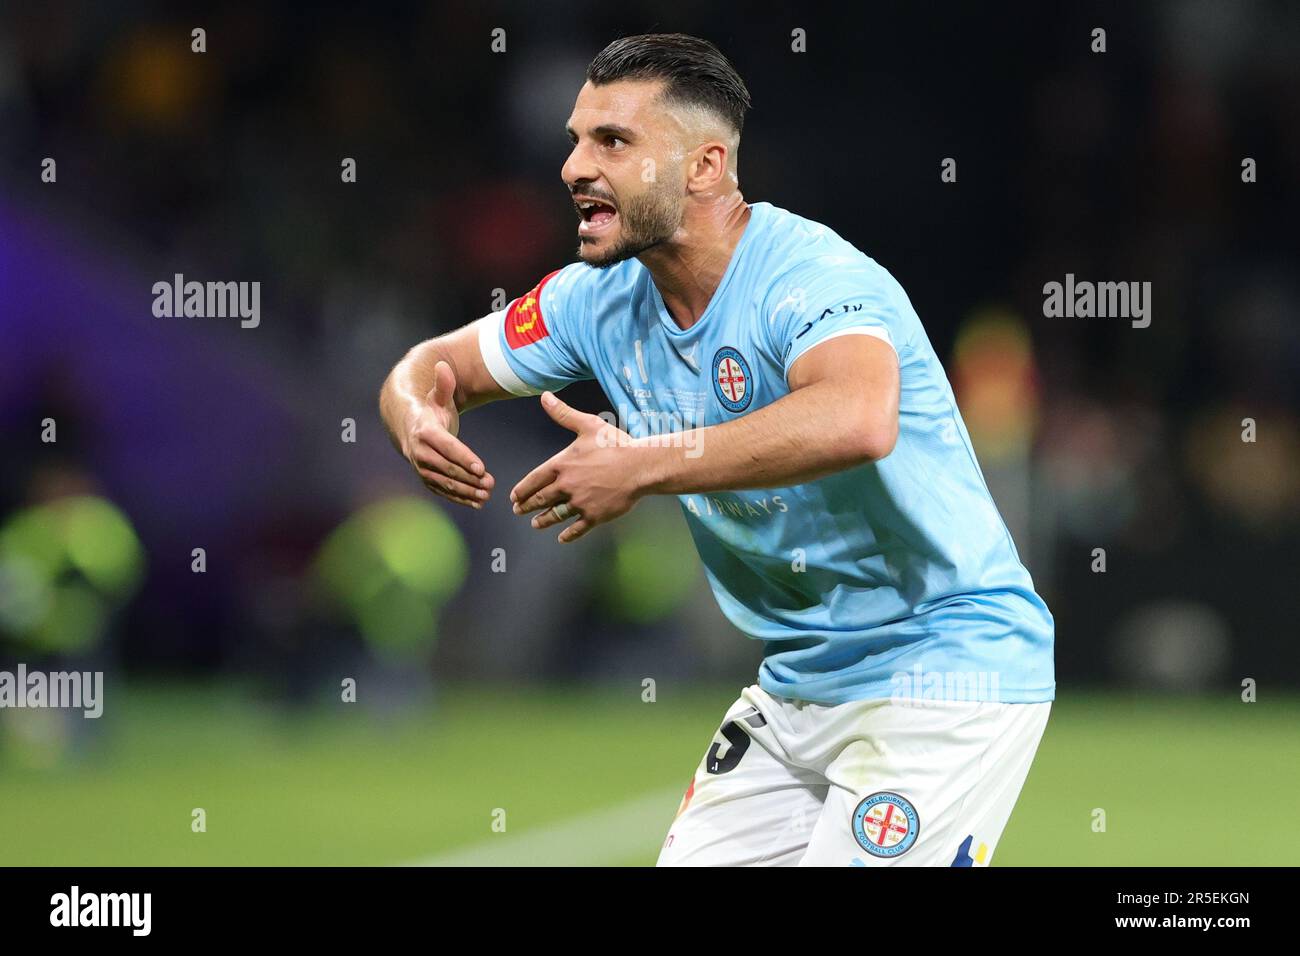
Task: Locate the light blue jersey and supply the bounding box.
[478,201,1054,705]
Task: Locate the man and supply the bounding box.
[380,33,1054,866]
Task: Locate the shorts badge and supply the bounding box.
[851,791,920,858]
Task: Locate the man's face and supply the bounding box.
[562,79,685,268]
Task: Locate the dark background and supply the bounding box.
[3,0,1298,696]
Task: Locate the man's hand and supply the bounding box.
[404,361,495,508]
[510,392,649,543]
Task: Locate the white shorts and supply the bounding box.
[657,685,1051,867]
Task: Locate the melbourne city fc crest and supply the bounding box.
[851,791,920,858]
[712,346,753,413]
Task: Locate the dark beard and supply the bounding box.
[579,185,681,269]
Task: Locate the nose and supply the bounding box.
[561,141,598,192]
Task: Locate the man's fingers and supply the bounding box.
[516,487,564,516]
[540,391,580,432]
[541,390,600,435]
[528,498,573,528]
[419,475,481,509]
[423,482,482,509]
[411,446,494,492]
[422,427,488,481]
[428,360,456,411]
[510,464,559,510]
[416,467,488,504]
[558,518,594,543]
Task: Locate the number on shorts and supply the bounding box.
[705,707,766,775]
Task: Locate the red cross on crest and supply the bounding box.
[861,802,911,847]
[717,356,746,402]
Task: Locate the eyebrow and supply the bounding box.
[565,123,637,142]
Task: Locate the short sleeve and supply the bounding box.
[476,264,593,396]
[764,257,901,379]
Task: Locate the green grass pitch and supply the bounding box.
[0,684,1295,865]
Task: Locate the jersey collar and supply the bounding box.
[647,201,769,339]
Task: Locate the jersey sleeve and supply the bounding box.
[762,256,903,379]
[476,264,594,395]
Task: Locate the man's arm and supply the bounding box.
[379,317,515,508]
[511,334,898,540]
[645,333,898,493]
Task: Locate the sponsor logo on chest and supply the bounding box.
[682,493,787,520]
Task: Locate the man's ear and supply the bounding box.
[687,140,730,192]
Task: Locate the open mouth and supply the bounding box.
[575,196,618,237]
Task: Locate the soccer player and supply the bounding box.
[380,33,1054,866]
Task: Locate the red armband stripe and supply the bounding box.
[505,269,561,349]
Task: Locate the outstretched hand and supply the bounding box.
[404,360,495,508]
[511,392,650,543]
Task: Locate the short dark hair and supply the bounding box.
[586,33,751,137]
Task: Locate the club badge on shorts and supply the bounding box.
[851,791,920,858]
[712,346,753,413]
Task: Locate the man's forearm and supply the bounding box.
[380,323,500,454]
[380,340,452,453]
[638,378,890,496]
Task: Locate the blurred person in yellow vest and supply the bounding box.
[0,464,145,765]
[312,494,468,713]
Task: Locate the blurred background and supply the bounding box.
[0,1,1297,865]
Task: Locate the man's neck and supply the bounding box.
[639,193,751,331]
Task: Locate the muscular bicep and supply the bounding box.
[787,332,900,460]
